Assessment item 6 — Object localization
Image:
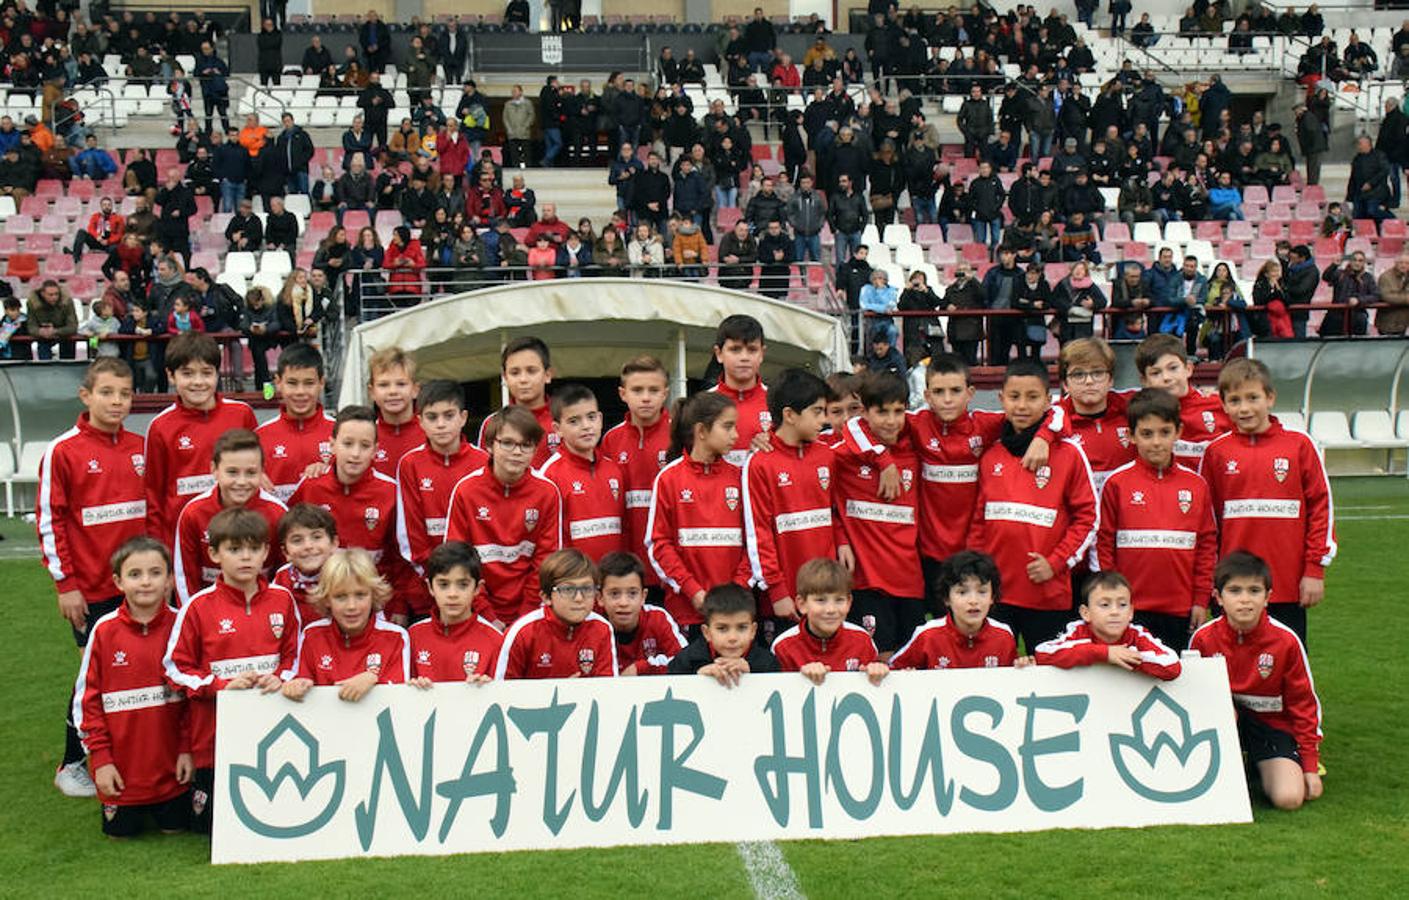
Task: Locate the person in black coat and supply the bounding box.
[1348,134,1392,220]
[154,170,197,263]
[1377,98,1409,209]
[632,152,672,234]
[301,36,332,74]
[756,220,794,299]
[256,19,282,87]
[359,11,391,73]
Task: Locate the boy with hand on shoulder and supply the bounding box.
[38,358,149,797]
[599,551,687,675]
[274,503,338,626]
[495,549,617,679]
[540,383,628,560]
[74,538,192,837]
[283,548,410,702]
[822,372,863,437]
[290,406,412,620]
[1199,358,1334,645]
[1096,388,1217,651]
[144,333,258,541]
[743,369,837,628]
[667,583,781,684]
[601,356,673,597]
[968,359,1098,652]
[477,336,558,469]
[1136,333,1231,470]
[771,558,887,685]
[162,508,300,833]
[1191,551,1323,810]
[395,379,488,618]
[891,551,1029,670]
[367,347,426,478]
[255,343,335,502]
[709,314,772,465]
[446,406,563,628]
[831,372,925,657]
[1034,572,1182,680]
[173,429,287,606]
[408,542,504,685]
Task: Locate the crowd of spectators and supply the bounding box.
[4,2,1409,382]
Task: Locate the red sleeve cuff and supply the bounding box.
[1303,563,1326,580]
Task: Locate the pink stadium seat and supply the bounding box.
[1218,240,1245,262]
[37,215,67,236]
[2,215,32,236]
[1378,238,1404,257]
[68,179,96,200]
[1354,218,1378,235]
[1242,185,1269,207]
[1225,221,1254,242]
[1257,220,1285,240]
[53,196,82,219]
[961,243,988,265]
[1249,239,1276,259]
[342,210,371,232]
[1289,220,1316,242]
[1196,221,1225,241]
[195,195,215,218]
[34,180,62,198]
[20,196,47,218]
[1294,202,1321,220]
[1266,203,1294,220]
[1346,237,1374,256]
[80,254,107,275]
[1271,185,1297,205]
[1302,184,1326,205]
[1043,262,1069,286]
[1314,237,1341,259]
[915,224,942,246]
[750,145,772,161]
[1241,260,1264,279]
[1102,222,1131,243]
[0,234,18,254]
[929,243,957,265]
[1122,242,1150,264]
[66,276,96,298]
[1381,219,1407,239]
[24,235,55,255]
[44,256,75,278]
[946,223,973,244]
[307,211,336,234]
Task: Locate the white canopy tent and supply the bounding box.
[336,279,851,408]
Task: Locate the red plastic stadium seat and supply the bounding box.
[342,210,371,232]
[1354,218,1378,235]
[307,211,336,234]
[1381,219,1407,239]
[1302,184,1326,205]
[716,207,741,230]
[1102,222,1131,243]
[1196,221,1225,241]
[44,256,75,278]
[1257,220,1285,240]
[750,145,772,161]
[1378,238,1404,257]
[1122,242,1150,264]
[1242,185,1269,207]
[34,180,62,198]
[1289,220,1316,242]
[1225,221,1254,242]
[961,243,988,265]
[68,179,96,200]
[1271,185,1297,205]
[1313,237,1341,258]
[1249,238,1276,259]
[1218,241,1245,262]
[946,223,973,244]
[6,253,40,282]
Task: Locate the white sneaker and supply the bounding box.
[54,761,96,797]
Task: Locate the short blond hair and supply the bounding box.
[1217,357,1276,398]
[310,548,392,613]
[1058,337,1116,382]
[367,346,417,383]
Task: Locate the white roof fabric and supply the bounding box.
[337,278,851,407]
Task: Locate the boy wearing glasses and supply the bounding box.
[446,407,563,629]
[495,549,616,679]
[1056,337,1137,497]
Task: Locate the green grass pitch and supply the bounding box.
[1,478,1405,898]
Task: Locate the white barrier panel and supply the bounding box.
[212,660,1251,864]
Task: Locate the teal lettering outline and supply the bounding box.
[1017,693,1088,812]
[887,696,955,814]
[354,709,436,850]
[507,689,578,835]
[641,688,726,829]
[581,701,648,825]
[825,693,883,819]
[436,703,516,840]
[752,690,823,828]
[951,696,1018,811]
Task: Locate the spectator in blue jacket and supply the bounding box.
[859,267,899,314]
[212,129,250,213]
[194,42,231,134]
[1207,171,1246,220]
[1141,245,1182,332]
[672,156,709,226]
[69,134,117,179]
[609,141,644,211]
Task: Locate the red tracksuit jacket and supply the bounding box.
[172,487,288,606]
[539,450,629,560]
[396,440,489,571]
[1059,390,1137,495]
[272,562,321,629]
[831,418,923,599]
[968,437,1098,611]
[444,466,562,624]
[1190,612,1322,772]
[256,406,335,502]
[295,617,410,685]
[1175,389,1231,470]
[771,619,878,673]
[601,413,672,585]
[476,402,559,470]
[901,407,1068,564]
[143,396,258,541]
[408,609,504,681]
[289,465,408,594]
[373,414,426,479]
[613,605,688,674]
[645,454,753,626]
[743,433,837,603]
[890,616,1018,669]
[162,579,301,767]
[1199,418,1336,604]
[1096,459,1217,616]
[494,607,617,679]
[1034,621,1182,680]
[37,414,147,603]
[710,378,770,466]
[75,602,188,806]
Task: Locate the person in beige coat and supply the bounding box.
[1376,252,1409,335]
[503,84,536,169]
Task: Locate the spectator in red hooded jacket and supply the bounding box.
[384,226,426,297]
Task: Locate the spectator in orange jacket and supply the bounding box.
[239,114,268,157]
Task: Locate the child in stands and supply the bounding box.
[283,548,410,701]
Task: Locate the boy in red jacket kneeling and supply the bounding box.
[1035,571,1182,680]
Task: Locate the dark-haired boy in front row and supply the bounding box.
[967,359,1098,653]
[668,583,780,684]
[599,551,687,675]
[408,541,504,684]
[771,558,887,685]
[74,538,192,837]
[1200,358,1335,646]
[1095,388,1217,652]
[163,508,301,833]
[39,358,149,797]
[1191,551,1324,810]
[1034,571,1182,680]
[890,551,1029,670]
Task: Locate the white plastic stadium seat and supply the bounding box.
[0,444,15,517]
[259,251,292,278]
[1132,221,1162,244]
[1398,409,1409,439]
[1278,411,1306,433]
[1352,410,1403,448]
[893,243,925,269]
[860,224,881,248]
[224,252,258,278]
[6,441,45,516]
[882,224,911,247]
[1164,221,1193,244]
[1309,411,1361,449]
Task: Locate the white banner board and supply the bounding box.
[212,660,1250,864]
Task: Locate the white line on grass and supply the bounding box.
[1339,514,1409,521]
[736,841,806,900]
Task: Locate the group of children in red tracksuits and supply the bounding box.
[43,317,1332,840]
